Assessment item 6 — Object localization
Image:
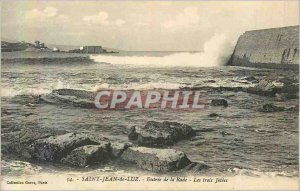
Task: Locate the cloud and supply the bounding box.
[24,6,69,25]
[162,7,200,30]
[83,11,126,27]
[57,15,69,23]
[115,19,125,26]
[82,11,109,25]
[25,6,58,19]
[135,21,150,27]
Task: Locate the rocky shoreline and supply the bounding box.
[2,121,209,173]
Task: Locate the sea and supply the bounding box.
[1,51,299,179]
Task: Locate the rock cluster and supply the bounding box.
[29,133,99,161]
[4,121,207,173]
[259,103,285,112]
[210,99,228,107]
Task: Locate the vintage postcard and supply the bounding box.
[1,0,299,190]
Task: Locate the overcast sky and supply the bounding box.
[1,0,299,51]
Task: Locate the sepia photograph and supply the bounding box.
[1,0,299,190]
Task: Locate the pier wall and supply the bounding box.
[228,26,299,69]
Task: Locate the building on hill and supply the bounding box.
[1,41,28,52]
[82,46,107,54]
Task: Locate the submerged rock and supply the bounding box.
[121,147,191,172]
[259,103,285,112]
[210,99,228,107]
[208,113,219,117]
[245,78,298,97]
[29,133,99,161]
[61,143,111,167]
[203,79,216,83]
[41,89,95,108]
[128,121,196,147]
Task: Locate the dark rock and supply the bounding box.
[210,99,228,107]
[128,121,196,147]
[29,133,99,161]
[61,143,111,167]
[121,147,191,172]
[259,103,285,112]
[208,113,219,117]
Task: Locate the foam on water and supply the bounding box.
[90,34,233,68]
[1,80,69,97]
[2,159,298,178]
[92,82,184,91]
[1,81,185,97]
[1,77,256,97]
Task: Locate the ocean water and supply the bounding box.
[1,51,299,178]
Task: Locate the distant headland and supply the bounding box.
[1,39,119,54]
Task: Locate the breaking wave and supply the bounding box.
[91,82,184,91]
[91,34,234,67]
[1,81,184,97]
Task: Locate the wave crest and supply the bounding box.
[91,34,233,67]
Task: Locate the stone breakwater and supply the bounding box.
[228,25,299,69]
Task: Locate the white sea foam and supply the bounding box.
[92,82,184,91]
[90,34,234,67]
[1,86,52,97]
[1,80,74,97]
[1,81,184,97]
[228,167,299,178]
